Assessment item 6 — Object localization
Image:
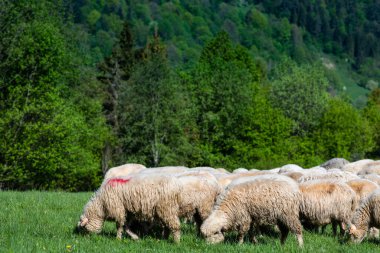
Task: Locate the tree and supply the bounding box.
[270,58,329,135]
[0,1,108,190]
[314,98,374,160]
[118,35,191,167]
[188,31,272,168]
[362,88,380,158]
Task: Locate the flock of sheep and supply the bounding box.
[76,158,380,246]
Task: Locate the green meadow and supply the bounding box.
[1,191,379,253]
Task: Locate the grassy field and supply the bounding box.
[1,191,379,253]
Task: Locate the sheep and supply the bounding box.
[190,167,217,173]
[283,172,304,181]
[139,166,188,175]
[77,174,182,242]
[278,164,304,174]
[217,170,274,188]
[320,158,350,170]
[360,174,380,186]
[341,159,374,174]
[176,175,221,233]
[350,189,380,243]
[232,168,248,174]
[201,175,303,246]
[299,180,357,236]
[357,161,380,176]
[215,168,230,174]
[298,170,359,183]
[104,163,146,180]
[346,179,379,205]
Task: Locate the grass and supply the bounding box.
[1,191,380,253]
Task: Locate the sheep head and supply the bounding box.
[200,210,228,244]
[349,224,367,243]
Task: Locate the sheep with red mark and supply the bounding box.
[201,175,303,246]
[104,163,146,180]
[350,189,380,243]
[77,174,183,242]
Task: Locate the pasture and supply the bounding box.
[0,191,379,253]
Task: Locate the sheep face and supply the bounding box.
[201,210,228,244]
[77,214,104,234]
[349,225,367,243]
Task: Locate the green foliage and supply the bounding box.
[270,59,330,134]
[314,99,374,160]
[0,1,109,191]
[118,37,192,167]
[362,88,380,157]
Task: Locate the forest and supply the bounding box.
[0,0,380,191]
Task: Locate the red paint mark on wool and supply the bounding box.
[108,178,131,187]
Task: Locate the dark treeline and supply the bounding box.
[0,0,379,191]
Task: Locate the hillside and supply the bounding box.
[73,0,379,103]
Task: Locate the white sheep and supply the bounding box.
[341,159,374,174]
[139,166,188,174]
[201,175,303,246]
[357,161,380,176]
[299,179,357,236]
[77,174,183,242]
[360,174,380,186]
[350,189,380,243]
[278,164,304,174]
[298,170,358,183]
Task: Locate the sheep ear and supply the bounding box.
[349,224,357,234]
[80,217,89,226]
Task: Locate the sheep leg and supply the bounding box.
[193,211,203,237]
[116,220,125,240]
[278,223,289,245]
[248,224,258,244]
[332,221,338,236]
[237,223,250,245]
[123,224,140,240]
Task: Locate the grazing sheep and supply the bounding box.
[104,163,146,180]
[201,175,303,246]
[320,158,350,170]
[298,171,358,183]
[278,164,304,174]
[299,180,357,236]
[176,175,221,233]
[77,174,182,242]
[341,159,374,174]
[350,189,380,243]
[360,174,380,186]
